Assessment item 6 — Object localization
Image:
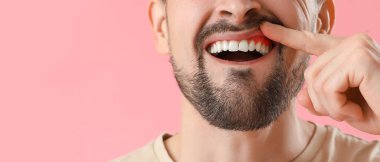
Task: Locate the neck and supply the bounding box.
[165,96,315,162]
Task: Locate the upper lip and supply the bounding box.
[202,28,267,51]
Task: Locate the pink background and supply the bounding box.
[0,0,379,161]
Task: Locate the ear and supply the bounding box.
[148,0,170,55]
[316,0,335,34]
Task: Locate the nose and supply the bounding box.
[215,0,261,24]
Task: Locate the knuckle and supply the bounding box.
[329,106,342,115]
[313,105,325,114]
[350,48,371,63]
[309,109,324,116]
[330,114,345,122]
[351,33,372,48]
[361,50,373,63]
[329,106,348,121]
[304,69,310,81]
[313,79,324,93]
[354,33,371,41]
[301,30,315,49]
[304,67,315,81]
[322,80,330,93]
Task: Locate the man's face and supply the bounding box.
[162,0,324,131]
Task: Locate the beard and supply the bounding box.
[170,11,308,131]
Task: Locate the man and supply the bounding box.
[112,0,380,161]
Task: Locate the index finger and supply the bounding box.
[260,22,341,55]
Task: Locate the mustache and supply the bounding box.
[195,10,283,55]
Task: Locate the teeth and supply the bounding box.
[228,41,239,52]
[208,39,271,55]
[222,41,229,51]
[248,40,255,52]
[255,42,262,54]
[211,44,217,55]
[216,41,222,53]
[265,46,268,53]
[260,43,266,54]
[238,40,249,52]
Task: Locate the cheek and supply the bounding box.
[283,48,309,73]
[261,0,312,31]
[261,0,313,72]
[167,0,211,72]
[261,0,300,29]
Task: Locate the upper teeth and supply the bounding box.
[208,39,270,55]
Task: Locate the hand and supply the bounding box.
[261,22,380,135]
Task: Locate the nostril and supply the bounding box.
[216,1,261,22]
[244,8,256,18]
[220,10,233,17]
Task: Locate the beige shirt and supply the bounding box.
[111,124,380,162]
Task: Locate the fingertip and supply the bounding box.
[343,101,364,121]
[297,88,314,109]
[261,21,282,31]
[297,96,323,116]
[260,22,275,31]
[297,95,312,109]
[260,22,270,33]
[261,21,271,27]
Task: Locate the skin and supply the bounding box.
[148,0,380,161]
[261,23,380,134]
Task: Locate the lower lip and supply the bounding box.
[204,45,278,66]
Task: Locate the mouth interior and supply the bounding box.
[216,51,264,62]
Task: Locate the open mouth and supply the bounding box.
[206,36,274,62]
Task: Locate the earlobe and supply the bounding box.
[148,0,170,55]
[317,0,335,34]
